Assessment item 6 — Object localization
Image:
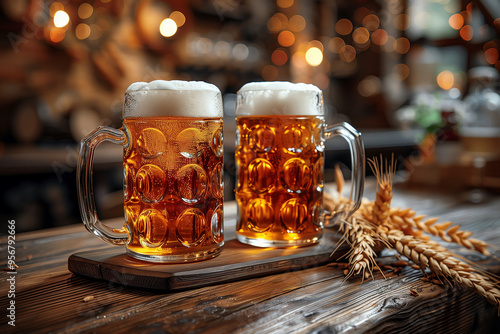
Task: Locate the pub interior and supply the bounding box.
[1,0,499,232]
[1,0,500,333]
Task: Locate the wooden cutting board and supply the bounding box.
[68,228,347,291]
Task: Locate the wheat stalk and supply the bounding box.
[379,229,500,310]
[337,216,384,281]
[388,208,491,256]
[325,156,499,312]
[368,155,396,227]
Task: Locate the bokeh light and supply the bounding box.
[160,18,177,37]
[448,13,464,30]
[54,10,70,28]
[335,19,353,35]
[289,15,306,32]
[89,23,102,40]
[277,0,294,9]
[394,63,410,80]
[353,27,370,44]
[233,43,249,60]
[460,25,473,41]
[485,48,499,65]
[214,41,231,58]
[78,3,93,20]
[50,28,65,43]
[305,47,323,66]
[328,37,345,54]
[362,14,380,31]
[371,29,388,45]
[354,7,370,24]
[393,14,410,30]
[50,2,64,16]
[267,13,288,32]
[358,75,381,97]
[291,51,307,69]
[272,49,288,66]
[170,11,186,27]
[437,70,454,90]
[278,30,295,47]
[75,23,91,40]
[394,38,410,54]
[339,45,356,62]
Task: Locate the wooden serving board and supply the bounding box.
[68,228,348,291]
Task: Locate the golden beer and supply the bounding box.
[123,116,224,260]
[77,80,224,262]
[234,81,364,248]
[236,115,324,246]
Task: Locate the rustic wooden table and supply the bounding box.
[1,184,500,334]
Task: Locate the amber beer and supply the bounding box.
[77,80,224,262]
[236,115,324,245]
[235,82,364,248]
[123,116,224,260]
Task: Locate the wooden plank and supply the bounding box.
[68,229,348,291]
[2,185,500,334]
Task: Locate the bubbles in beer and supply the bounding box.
[138,209,169,248]
[137,128,167,158]
[136,164,167,203]
[247,198,274,233]
[210,205,223,243]
[280,157,311,193]
[282,124,310,153]
[176,208,207,247]
[280,198,308,233]
[176,164,207,203]
[177,128,203,158]
[210,162,223,199]
[248,158,276,193]
[249,125,275,152]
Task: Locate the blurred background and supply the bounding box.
[0,0,499,232]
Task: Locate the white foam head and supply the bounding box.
[236,81,324,116]
[123,80,223,118]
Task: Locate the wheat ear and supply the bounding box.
[380,229,500,311]
[368,155,396,227]
[389,208,491,256]
[337,216,384,280]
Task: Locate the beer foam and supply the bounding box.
[236,81,324,116]
[123,80,223,118]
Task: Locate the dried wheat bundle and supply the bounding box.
[337,216,384,281]
[326,156,499,311]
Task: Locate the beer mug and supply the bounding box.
[77,80,224,262]
[235,82,364,247]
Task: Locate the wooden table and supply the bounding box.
[1,184,500,333]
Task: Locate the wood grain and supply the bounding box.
[2,184,500,334]
[68,229,348,291]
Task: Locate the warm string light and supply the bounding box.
[160,18,177,37]
[437,70,454,90]
[159,11,186,38]
[53,10,69,28]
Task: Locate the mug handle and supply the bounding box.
[77,126,129,245]
[323,122,365,224]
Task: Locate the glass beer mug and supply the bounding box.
[235,82,364,247]
[77,80,224,262]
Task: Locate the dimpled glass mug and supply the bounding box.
[235,82,365,248]
[77,80,224,262]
